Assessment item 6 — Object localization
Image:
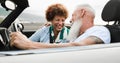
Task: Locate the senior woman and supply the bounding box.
[29,3,69,43]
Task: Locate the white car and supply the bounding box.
[0,0,120,63]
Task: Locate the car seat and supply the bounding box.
[102,0,120,43]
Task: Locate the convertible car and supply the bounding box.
[0,0,120,63]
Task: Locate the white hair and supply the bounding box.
[76,4,95,18]
[66,19,82,41]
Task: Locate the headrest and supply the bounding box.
[102,0,120,22]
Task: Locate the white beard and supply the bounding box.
[66,19,82,41]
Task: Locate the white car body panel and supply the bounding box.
[0,43,120,63]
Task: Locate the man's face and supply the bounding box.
[67,10,82,41]
[51,16,66,32]
[70,9,82,24]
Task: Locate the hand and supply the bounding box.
[44,22,51,26]
[10,31,32,49]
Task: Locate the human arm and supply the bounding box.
[10,32,105,50]
[10,31,72,49]
[44,22,51,26]
[70,36,104,46]
[31,36,103,49]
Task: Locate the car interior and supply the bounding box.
[0,0,29,51]
[0,0,120,51]
[102,0,120,43]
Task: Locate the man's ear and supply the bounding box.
[80,9,86,18]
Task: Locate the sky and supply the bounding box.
[23,0,110,25]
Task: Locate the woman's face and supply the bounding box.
[51,16,66,32]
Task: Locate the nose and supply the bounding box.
[70,18,74,23]
[70,20,73,23]
[58,20,64,25]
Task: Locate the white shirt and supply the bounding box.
[74,26,111,44]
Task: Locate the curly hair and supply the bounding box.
[46,3,68,21]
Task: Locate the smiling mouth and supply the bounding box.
[57,25,63,29]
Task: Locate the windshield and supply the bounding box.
[0,6,11,24]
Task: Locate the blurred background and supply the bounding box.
[0,0,110,30]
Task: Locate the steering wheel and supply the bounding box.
[0,28,10,51]
[8,22,24,50]
[11,22,24,32]
[0,22,24,51]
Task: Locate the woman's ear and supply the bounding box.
[80,9,86,18]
